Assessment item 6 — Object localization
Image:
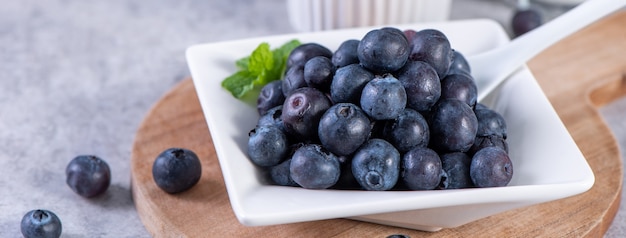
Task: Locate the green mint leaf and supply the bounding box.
[235,56,250,70]
[221,39,301,100]
[248,43,274,76]
[221,70,255,98]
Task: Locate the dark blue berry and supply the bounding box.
[401,147,442,190]
[360,75,407,120]
[474,103,489,111]
[281,87,332,141]
[330,64,374,105]
[512,8,542,37]
[352,139,400,191]
[469,135,509,155]
[269,159,298,187]
[21,209,62,238]
[475,106,507,138]
[440,152,473,189]
[383,108,429,153]
[429,99,478,152]
[409,29,453,78]
[395,60,441,113]
[282,65,307,97]
[287,43,333,70]
[247,125,289,167]
[318,103,371,156]
[304,56,335,92]
[257,106,283,128]
[290,144,340,189]
[152,148,202,194]
[386,234,410,238]
[440,73,477,108]
[470,147,513,187]
[448,50,471,76]
[403,29,417,42]
[358,27,410,74]
[332,39,360,68]
[66,155,111,198]
[257,80,285,116]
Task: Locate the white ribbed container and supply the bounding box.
[287,0,452,32]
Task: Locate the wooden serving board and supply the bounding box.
[130,10,626,237]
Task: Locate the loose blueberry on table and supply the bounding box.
[66,155,111,198]
[152,148,202,194]
[21,209,62,238]
[511,0,543,37]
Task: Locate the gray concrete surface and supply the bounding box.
[0,0,622,237]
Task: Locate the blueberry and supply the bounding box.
[318,103,371,156]
[282,65,307,97]
[403,29,417,42]
[395,60,441,113]
[383,108,429,153]
[21,209,62,238]
[152,148,202,194]
[286,43,333,70]
[290,144,341,189]
[257,106,283,127]
[281,87,332,141]
[440,73,478,108]
[352,139,400,191]
[386,235,410,238]
[360,75,407,120]
[269,159,298,187]
[331,39,360,68]
[512,8,542,37]
[257,80,285,116]
[358,27,410,74]
[247,125,289,167]
[401,147,442,190]
[440,152,473,189]
[469,135,509,155]
[409,29,453,78]
[429,99,478,152]
[470,147,513,187]
[304,56,335,92]
[474,102,490,111]
[448,49,471,76]
[474,106,507,138]
[66,155,111,198]
[330,64,374,105]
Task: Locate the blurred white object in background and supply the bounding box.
[287,0,452,32]
[534,0,586,6]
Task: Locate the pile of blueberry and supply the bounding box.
[249,27,512,191]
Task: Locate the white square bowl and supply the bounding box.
[185,19,594,232]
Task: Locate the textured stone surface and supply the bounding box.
[0,0,621,237]
[0,1,291,237]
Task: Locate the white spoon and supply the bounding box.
[470,0,626,101]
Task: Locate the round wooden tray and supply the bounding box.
[130,11,626,237]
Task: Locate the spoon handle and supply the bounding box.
[472,0,626,101]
